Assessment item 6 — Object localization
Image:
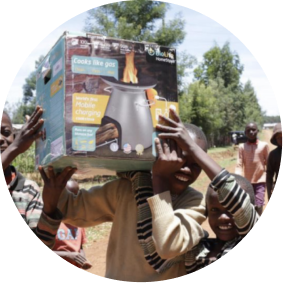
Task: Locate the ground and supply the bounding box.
[81,129,275,277]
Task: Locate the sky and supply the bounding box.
[4,2,280,116]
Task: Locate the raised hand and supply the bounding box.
[39,166,77,217]
[152,137,185,194]
[156,108,197,155]
[13,105,44,154]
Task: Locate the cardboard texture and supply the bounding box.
[36,31,178,173]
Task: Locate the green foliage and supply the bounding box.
[10,98,36,124]
[84,0,194,95]
[193,42,244,89]
[22,55,44,104]
[180,76,264,146]
[85,0,187,47]
[242,80,264,128]
[12,144,36,173]
[8,55,44,123]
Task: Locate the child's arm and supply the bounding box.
[126,170,206,263]
[156,109,222,181]
[210,169,259,235]
[1,106,44,171]
[36,166,77,248]
[54,250,92,269]
[55,172,124,228]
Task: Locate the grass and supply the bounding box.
[85,223,112,247]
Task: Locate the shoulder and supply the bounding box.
[23,178,41,196]
[176,187,204,207]
[99,177,131,191]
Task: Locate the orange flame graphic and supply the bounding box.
[122,51,138,84]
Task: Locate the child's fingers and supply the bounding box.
[169,108,181,123]
[169,139,178,156]
[156,124,178,133]
[28,105,40,121]
[27,107,43,128]
[154,138,164,157]
[57,167,76,185]
[47,167,56,184]
[33,131,43,141]
[38,166,49,184]
[158,115,178,128]
[61,168,77,187]
[162,140,170,156]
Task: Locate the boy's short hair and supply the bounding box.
[245,122,258,130]
[184,123,208,151]
[230,173,255,205]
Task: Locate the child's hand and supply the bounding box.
[156,108,197,155]
[12,106,44,154]
[39,166,77,217]
[152,137,185,194]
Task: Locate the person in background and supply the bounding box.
[235,122,269,215]
[266,123,282,200]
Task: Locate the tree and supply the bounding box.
[10,55,45,123]
[22,55,44,105]
[84,0,195,95]
[194,42,244,90]
[243,80,264,128]
[85,1,185,45]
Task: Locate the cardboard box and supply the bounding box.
[35,31,178,173]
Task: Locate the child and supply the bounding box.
[235,122,269,215]
[153,109,258,273]
[185,173,258,273]
[39,119,208,281]
[266,123,282,200]
[1,108,76,248]
[53,180,92,270]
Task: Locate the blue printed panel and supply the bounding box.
[72,126,98,151]
[71,55,118,80]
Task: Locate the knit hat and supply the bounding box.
[270,123,282,146]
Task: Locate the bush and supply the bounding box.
[12,144,36,173]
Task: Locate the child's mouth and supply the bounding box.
[218,225,233,230]
[174,173,189,182]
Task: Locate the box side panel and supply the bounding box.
[35,36,66,167]
[47,156,153,174]
[64,35,178,164]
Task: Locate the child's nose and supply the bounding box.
[218,213,230,220]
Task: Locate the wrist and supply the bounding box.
[43,205,58,218]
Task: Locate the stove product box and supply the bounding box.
[35,31,178,173]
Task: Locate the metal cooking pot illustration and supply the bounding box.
[100,76,156,150]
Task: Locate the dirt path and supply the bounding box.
[83,129,274,277]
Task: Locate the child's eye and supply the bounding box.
[4,130,12,137]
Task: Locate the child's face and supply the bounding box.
[169,136,206,195]
[275,132,282,147]
[1,113,14,154]
[207,188,239,241]
[245,123,258,142]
